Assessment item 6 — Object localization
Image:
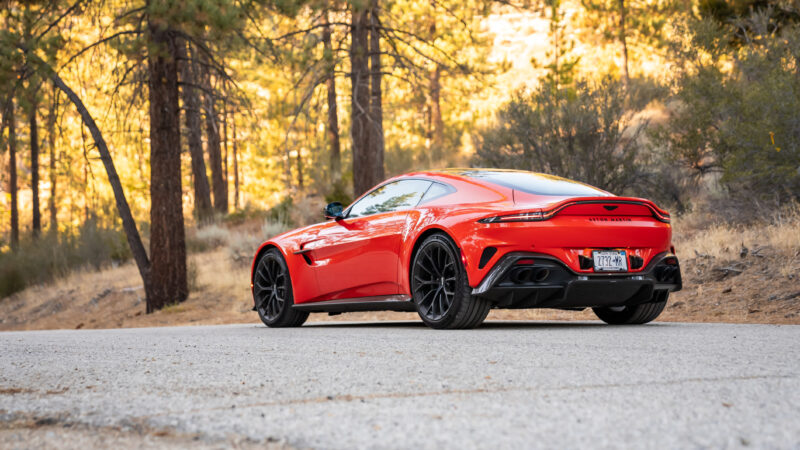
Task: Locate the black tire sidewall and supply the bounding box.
[256,249,298,327]
[411,234,471,329]
[593,292,669,325]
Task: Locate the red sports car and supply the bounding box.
[251,169,682,329]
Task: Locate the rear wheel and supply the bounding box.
[411,233,490,329]
[253,249,308,327]
[593,291,668,325]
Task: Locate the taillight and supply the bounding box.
[653,210,671,223]
[478,211,544,223]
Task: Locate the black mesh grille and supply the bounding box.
[478,247,497,269]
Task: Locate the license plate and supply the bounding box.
[592,250,628,272]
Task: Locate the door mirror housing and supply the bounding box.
[324,202,344,220]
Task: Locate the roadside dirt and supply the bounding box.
[0,413,287,450]
[0,242,797,331]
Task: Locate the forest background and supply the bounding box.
[1,0,799,324]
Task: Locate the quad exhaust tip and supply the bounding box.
[509,266,550,284]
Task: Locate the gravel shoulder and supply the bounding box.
[1,321,799,449]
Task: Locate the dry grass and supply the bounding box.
[1,209,799,331]
[673,203,800,261]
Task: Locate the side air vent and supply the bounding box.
[629,255,644,270]
[578,255,594,270]
[478,247,497,269]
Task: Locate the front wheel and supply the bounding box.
[253,249,308,327]
[411,233,490,329]
[593,292,668,325]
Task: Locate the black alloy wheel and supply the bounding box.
[253,249,308,327]
[411,233,490,329]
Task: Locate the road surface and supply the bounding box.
[1,321,799,449]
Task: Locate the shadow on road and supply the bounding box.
[299,320,678,330]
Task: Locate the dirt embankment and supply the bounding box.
[1,215,798,331]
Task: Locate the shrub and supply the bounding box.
[660,13,800,205]
[187,224,230,253]
[227,219,290,266]
[474,77,656,195]
[0,221,131,298]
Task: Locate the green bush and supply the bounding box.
[0,221,132,298]
[474,77,656,195]
[324,181,352,208]
[661,12,800,205]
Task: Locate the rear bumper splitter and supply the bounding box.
[472,252,682,309]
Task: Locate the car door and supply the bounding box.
[303,179,432,302]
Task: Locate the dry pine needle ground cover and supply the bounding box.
[1,209,799,331]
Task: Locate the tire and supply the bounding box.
[253,249,309,327]
[592,291,669,325]
[411,233,490,329]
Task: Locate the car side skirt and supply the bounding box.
[292,294,415,313]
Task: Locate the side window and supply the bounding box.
[347,180,432,218]
[419,182,453,204]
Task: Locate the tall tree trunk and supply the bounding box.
[322,11,342,185]
[296,145,304,189]
[350,4,371,196]
[222,102,228,191]
[3,96,19,250]
[47,85,57,233]
[202,63,227,214]
[29,94,40,237]
[146,23,187,312]
[178,40,213,223]
[45,61,151,307]
[369,2,384,184]
[232,117,239,209]
[619,0,630,92]
[429,64,443,161]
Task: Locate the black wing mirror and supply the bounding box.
[324,202,344,220]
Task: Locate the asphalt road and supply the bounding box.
[1,321,799,449]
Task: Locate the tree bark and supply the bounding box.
[178,40,213,223]
[2,96,19,250]
[47,85,57,233]
[429,64,444,161]
[222,102,228,191]
[202,62,227,214]
[350,4,371,197]
[296,145,304,189]
[46,62,152,305]
[146,23,187,312]
[369,1,384,184]
[619,0,630,92]
[232,116,239,209]
[29,94,41,237]
[322,11,342,185]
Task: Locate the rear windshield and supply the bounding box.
[457,170,610,197]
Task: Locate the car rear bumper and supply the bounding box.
[472,252,682,309]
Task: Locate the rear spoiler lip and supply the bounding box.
[479,196,671,223]
[542,197,671,223]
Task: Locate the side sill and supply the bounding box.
[292,295,415,313]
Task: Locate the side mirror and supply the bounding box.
[324,202,344,220]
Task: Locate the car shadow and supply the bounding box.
[301,320,679,330]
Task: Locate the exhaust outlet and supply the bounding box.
[533,268,550,282]
[510,268,534,284]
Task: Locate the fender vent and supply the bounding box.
[478,247,497,269]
